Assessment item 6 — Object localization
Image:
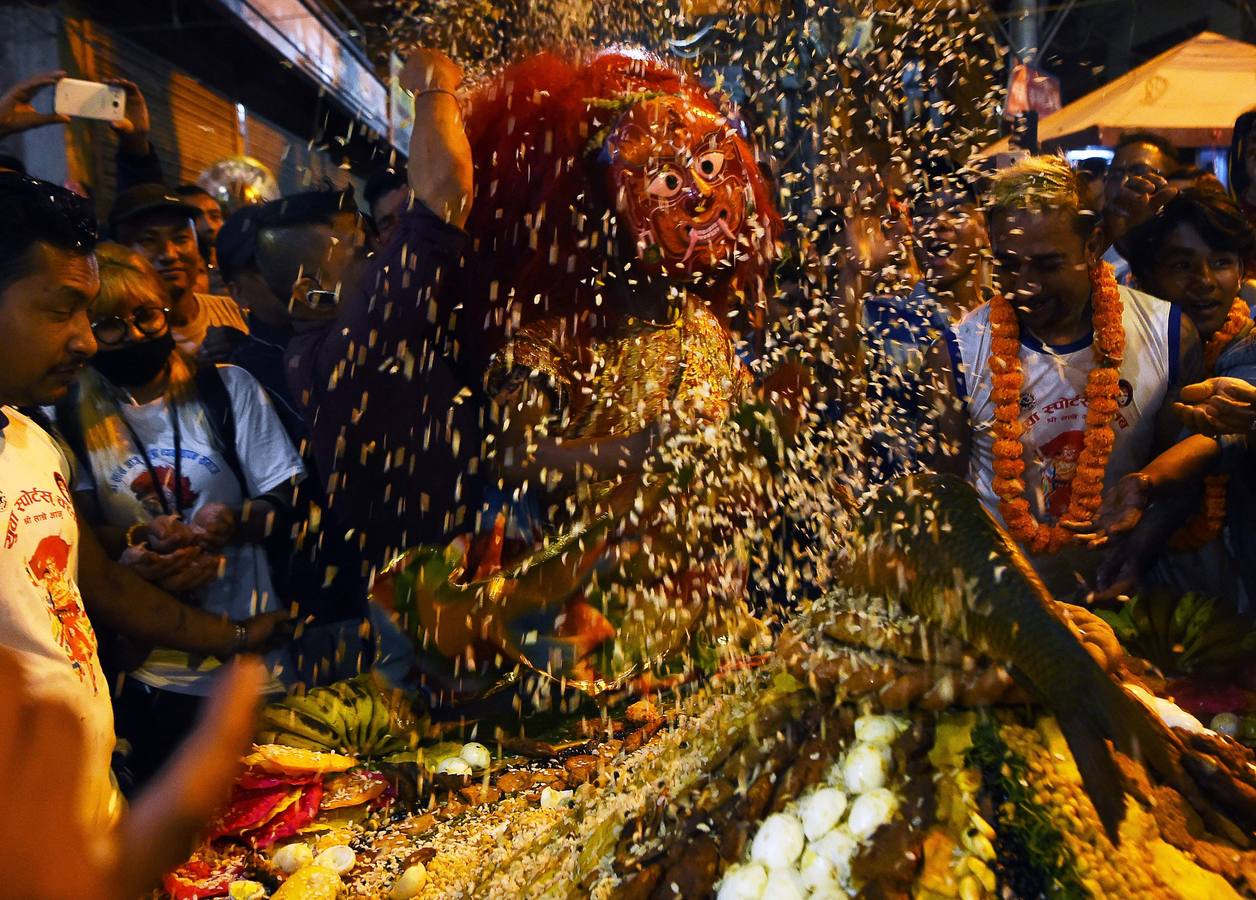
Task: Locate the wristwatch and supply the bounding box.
[229,621,249,656]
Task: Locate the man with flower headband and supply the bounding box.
[377,49,787,703]
[922,155,1202,599]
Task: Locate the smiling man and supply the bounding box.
[109,183,247,355]
[922,155,1201,597]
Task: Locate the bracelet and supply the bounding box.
[413,88,460,104]
[125,523,147,548]
[229,622,249,656]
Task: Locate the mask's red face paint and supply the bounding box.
[605,97,751,277]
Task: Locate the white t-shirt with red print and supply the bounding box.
[0,406,115,827]
[74,364,303,694]
[949,285,1178,596]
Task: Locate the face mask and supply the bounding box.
[89,333,175,387]
[604,97,752,278]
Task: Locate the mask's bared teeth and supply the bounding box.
[681,226,701,264]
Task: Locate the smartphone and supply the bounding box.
[54,78,126,123]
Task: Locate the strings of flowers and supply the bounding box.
[1168,297,1253,552]
[990,262,1125,554]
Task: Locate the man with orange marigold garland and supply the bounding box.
[922,155,1202,599]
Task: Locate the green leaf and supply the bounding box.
[772,671,806,694]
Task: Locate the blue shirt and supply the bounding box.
[862,281,953,481]
[1215,326,1256,610]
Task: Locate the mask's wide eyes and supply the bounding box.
[646,168,684,200]
[694,150,726,180]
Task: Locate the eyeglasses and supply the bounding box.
[91,307,170,346]
[1105,163,1166,182]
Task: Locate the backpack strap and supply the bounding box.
[49,383,90,481]
[195,364,249,494]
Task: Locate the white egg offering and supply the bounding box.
[799,848,840,894]
[797,786,848,840]
[271,841,313,875]
[313,844,356,875]
[389,862,428,900]
[435,756,473,776]
[810,826,859,882]
[842,742,889,795]
[762,865,807,900]
[847,787,899,840]
[459,741,492,770]
[854,714,903,746]
[748,812,806,868]
[716,862,769,900]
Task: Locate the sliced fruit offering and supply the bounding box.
[321,770,389,810]
[245,744,357,775]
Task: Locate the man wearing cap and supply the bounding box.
[109,183,248,356]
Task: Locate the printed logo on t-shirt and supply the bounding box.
[5,471,74,549]
[130,464,199,517]
[25,531,99,694]
[1037,430,1084,520]
[107,449,222,514]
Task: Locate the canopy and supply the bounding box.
[979,31,1256,155]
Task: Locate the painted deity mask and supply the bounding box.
[605,96,753,278]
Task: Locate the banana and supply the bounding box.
[298,689,352,748]
[273,731,337,752]
[281,693,345,747]
[260,706,337,750]
[366,688,393,754]
[325,681,367,751]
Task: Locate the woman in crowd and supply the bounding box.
[1085,185,1256,608]
[55,243,305,790]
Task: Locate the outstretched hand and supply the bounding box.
[0,650,264,900]
[0,71,69,138]
[1173,376,1256,437]
[1061,471,1152,547]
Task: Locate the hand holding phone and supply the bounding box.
[0,71,71,138]
[54,77,126,124]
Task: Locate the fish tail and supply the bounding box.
[1054,709,1128,843]
[1066,674,1186,843]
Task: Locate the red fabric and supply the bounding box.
[455,49,780,369]
[161,858,245,900]
[249,780,324,848]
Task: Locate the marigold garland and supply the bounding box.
[1168,298,1252,552]
[989,262,1125,554]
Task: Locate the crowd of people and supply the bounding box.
[0,45,1255,896]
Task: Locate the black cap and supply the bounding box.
[215,205,265,283]
[109,182,201,234]
[255,188,355,229]
[215,189,355,283]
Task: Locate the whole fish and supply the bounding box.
[851,473,1233,843]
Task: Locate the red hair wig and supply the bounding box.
[454,48,780,365]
